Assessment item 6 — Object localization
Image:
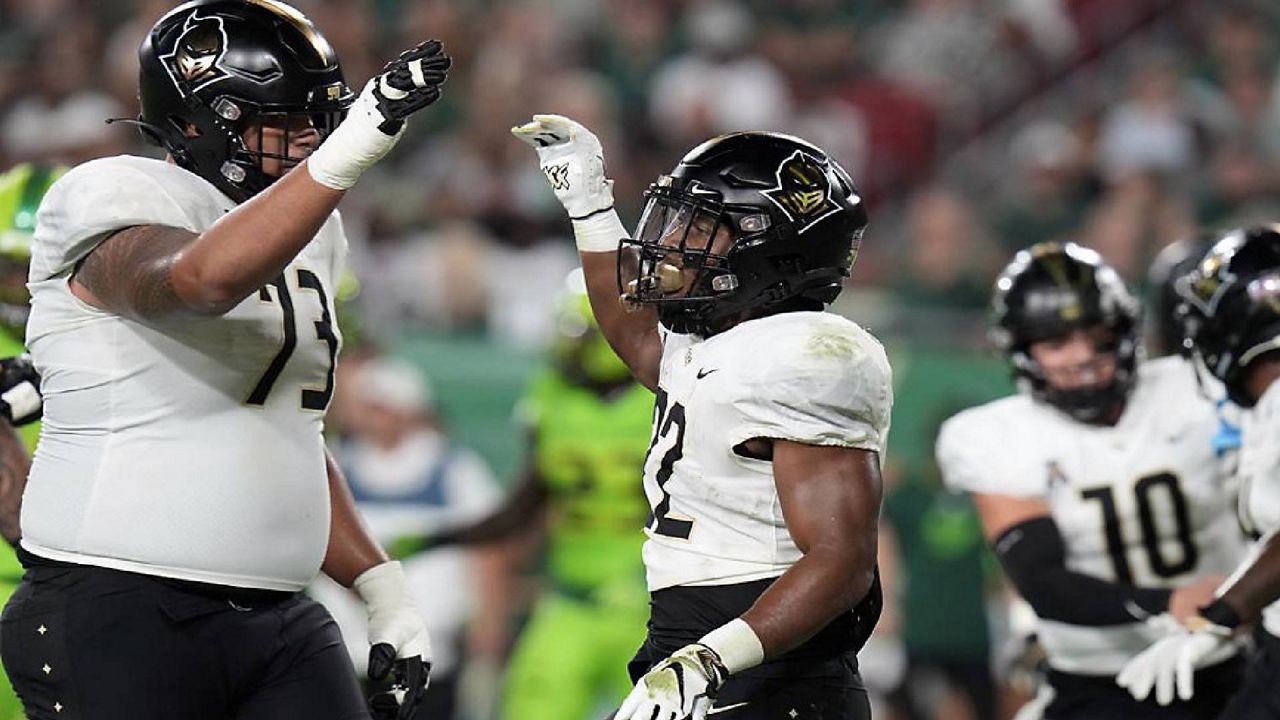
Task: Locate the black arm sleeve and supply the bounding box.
[994,516,1171,626]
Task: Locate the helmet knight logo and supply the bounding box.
[162,13,229,90]
[1180,256,1236,319]
[764,151,839,233]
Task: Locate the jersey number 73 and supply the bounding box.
[246,269,338,411]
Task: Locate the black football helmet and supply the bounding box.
[1178,226,1280,407]
[136,0,354,202]
[1146,233,1215,358]
[618,132,868,336]
[990,242,1142,424]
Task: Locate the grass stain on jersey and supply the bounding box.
[805,331,857,359]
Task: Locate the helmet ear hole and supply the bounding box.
[172,117,202,139]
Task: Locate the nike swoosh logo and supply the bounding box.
[696,368,720,379]
[707,702,750,715]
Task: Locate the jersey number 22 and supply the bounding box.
[647,389,693,539]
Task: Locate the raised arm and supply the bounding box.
[513,115,663,390]
[72,41,450,322]
[71,171,342,319]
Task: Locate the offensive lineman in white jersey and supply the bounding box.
[0,2,449,719]
[512,117,890,720]
[937,242,1245,720]
[1118,226,1280,718]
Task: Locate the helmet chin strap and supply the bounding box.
[1043,382,1128,425]
[1017,348,1134,426]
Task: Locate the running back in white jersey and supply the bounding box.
[938,356,1244,675]
[22,155,347,591]
[1236,381,1280,636]
[641,311,892,591]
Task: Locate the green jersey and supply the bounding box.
[523,369,652,594]
[883,480,991,660]
[0,330,33,585]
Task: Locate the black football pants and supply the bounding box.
[1218,629,1280,720]
[0,558,369,720]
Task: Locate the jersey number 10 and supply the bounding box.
[1080,472,1198,584]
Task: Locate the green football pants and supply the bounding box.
[503,590,648,720]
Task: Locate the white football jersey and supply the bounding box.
[22,155,346,591]
[642,311,892,591]
[1236,381,1280,636]
[938,356,1244,675]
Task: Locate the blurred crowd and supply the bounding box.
[4,0,1280,348]
[5,0,1280,719]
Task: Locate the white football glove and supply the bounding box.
[616,644,728,720]
[511,114,615,220]
[1116,615,1232,706]
[308,40,450,190]
[354,561,433,720]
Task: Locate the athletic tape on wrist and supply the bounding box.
[354,560,408,610]
[306,86,402,190]
[571,209,627,253]
[698,618,764,675]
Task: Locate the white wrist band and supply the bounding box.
[698,618,764,674]
[571,208,628,253]
[306,88,404,190]
[2,382,40,421]
[353,559,409,610]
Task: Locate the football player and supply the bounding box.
[513,116,890,720]
[1146,234,1242,466]
[0,2,449,719]
[0,163,60,720]
[392,272,654,720]
[937,242,1246,720]
[1118,226,1280,717]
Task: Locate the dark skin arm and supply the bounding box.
[321,447,390,587]
[0,423,29,545]
[739,441,882,658]
[71,160,345,320]
[1211,360,1280,623]
[1215,531,1280,626]
[391,465,549,555]
[580,251,663,391]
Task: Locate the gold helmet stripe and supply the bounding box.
[242,0,337,65]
